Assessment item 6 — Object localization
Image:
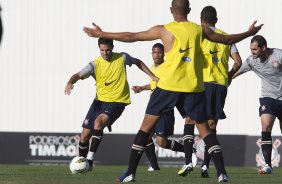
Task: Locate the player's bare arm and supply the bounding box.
[64,73,81,95]
[228,52,242,86]
[83,23,174,52]
[135,59,159,82]
[202,20,263,45]
[84,23,163,42]
[132,84,151,93]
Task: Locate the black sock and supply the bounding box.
[261,131,272,167]
[144,138,159,170]
[183,124,195,164]
[203,133,226,177]
[127,130,149,174]
[170,140,184,152]
[202,129,216,168]
[89,129,103,153]
[79,141,89,157]
[280,121,282,134]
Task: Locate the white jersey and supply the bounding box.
[236,48,282,100]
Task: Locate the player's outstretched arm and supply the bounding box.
[83,22,162,42]
[203,20,263,45]
[64,73,81,95]
[135,59,159,82]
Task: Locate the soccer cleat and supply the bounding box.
[258,164,273,174]
[201,165,209,178]
[218,173,228,182]
[147,166,160,171]
[116,172,135,182]
[178,163,193,176]
[87,159,93,171]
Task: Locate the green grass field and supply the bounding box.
[0,164,281,184]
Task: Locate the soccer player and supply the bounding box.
[64,37,158,171]
[177,6,242,178]
[132,43,185,171]
[233,35,282,174]
[83,0,262,182]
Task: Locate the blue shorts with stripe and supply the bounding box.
[155,109,175,137]
[204,82,227,120]
[259,97,282,121]
[146,87,207,122]
[82,100,126,129]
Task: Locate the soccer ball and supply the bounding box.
[69,156,90,174]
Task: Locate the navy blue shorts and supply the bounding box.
[155,109,175,137]
[204,82,227,120]
[146,87,207,122]
[259,97,282,121]
[82,100,126,129]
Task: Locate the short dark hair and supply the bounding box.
[98,37,113,47]
[152,43,164,52]
[172,0,190,15]
[251,35,267,48]
[201,6,218,25]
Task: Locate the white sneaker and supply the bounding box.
[218,173,228,182]
[147,166,160,171]
[258,164,273,174]
[116,172,135,182]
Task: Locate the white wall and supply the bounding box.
[0,0,281,135]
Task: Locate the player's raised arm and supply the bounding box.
[83,23,163,42]
[202,20,263,45]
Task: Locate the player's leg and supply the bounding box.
[178,118,195,176]
[184,92,228,182]
[116,114,160,182]
[258,114,275,174]
[280,120,282,134]
[201,82,227,178]
[79,100,97,159]
[87,101,126,170]
[155,109,184,152]
[258,97,279,174]
[196,122,227,182]
[86,113,110,169]
[144,135,160,171]
[201,119,217,178]
[79,128,93,157]
[117,88,178,182]
[156,136,184,152]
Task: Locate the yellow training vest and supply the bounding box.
[202,29,231,86]
[157,21,204,92]
[150,65,160,91]
[93,53,131,104]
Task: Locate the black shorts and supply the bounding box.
[82,100,126,129]
[204,82,227,120]
[155,109,175,137]
[259,97,282,121]
[146,87,207,122]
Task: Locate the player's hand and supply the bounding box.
[64,83,74,95]
[83,22,102,37]
[152,76,159,83]
[132,86,143,93]
[248,20,263,36]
